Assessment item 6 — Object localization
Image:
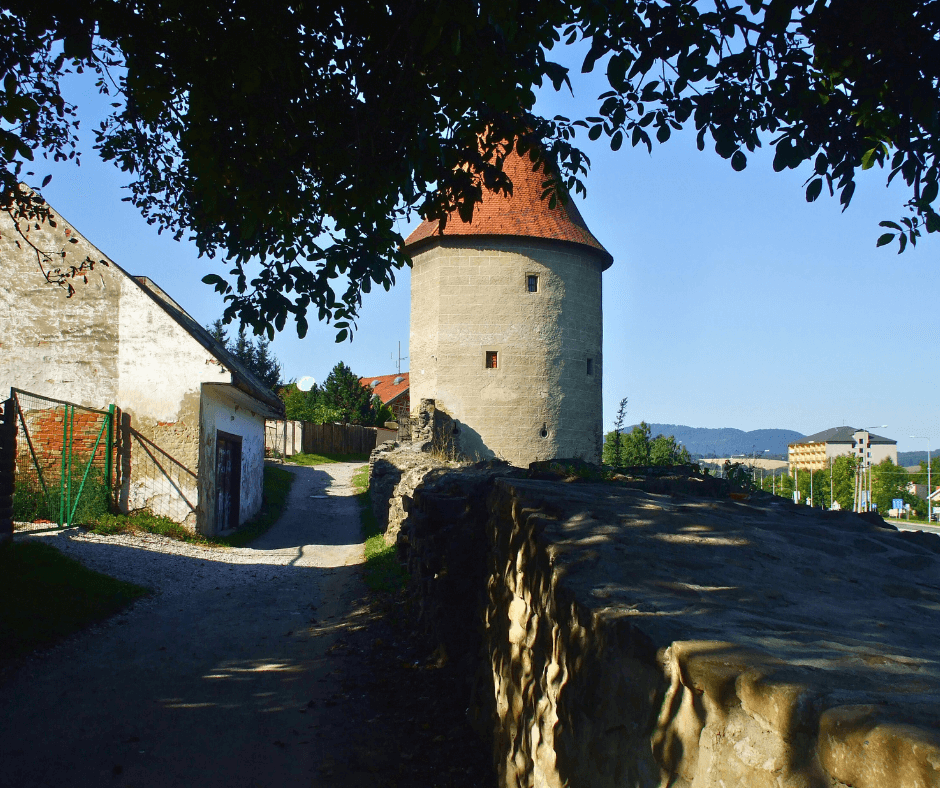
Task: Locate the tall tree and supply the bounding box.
[3,1,938,337]
[321,362,375,425]
[205,319,283,390]
[830,455,860,511]
[872,457,922,516]
[603,397,629,466]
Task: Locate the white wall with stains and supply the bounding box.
[200,386,266,535]
[1,202,273,535]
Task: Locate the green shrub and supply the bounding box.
[13,459,110,526]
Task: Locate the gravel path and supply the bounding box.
[0,461,374,788]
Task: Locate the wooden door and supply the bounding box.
[215,431,242,531]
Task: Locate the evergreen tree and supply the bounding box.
[321,362,375,425]
[207,319,229,346]
[206,319,283,392]
[250,336,283,390]
[605,397,628,467]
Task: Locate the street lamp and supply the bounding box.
[911,435,932,522]
[860,425,887,512]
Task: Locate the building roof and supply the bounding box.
[132,277,284,417]
[359,373,409,405]
[790,426,896,446]
[403,147,613,269]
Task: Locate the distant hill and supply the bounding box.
[898,450,940,467]
[624,423,805,458]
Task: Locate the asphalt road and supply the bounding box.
[0,462,370,788]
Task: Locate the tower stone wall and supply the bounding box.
[409,236,604,465]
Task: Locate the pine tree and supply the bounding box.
[207,319,229,347]
[206,318,283,392]
[321,362,375,425]
[250,336,282,390]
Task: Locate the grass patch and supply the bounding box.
[88,509,206,543]
[0,541,149,665]
[81,464,294,548]
[352,464,407,593]
[211,464,294,547]
[282,451,371,466]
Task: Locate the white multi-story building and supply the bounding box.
[788,427,897,474]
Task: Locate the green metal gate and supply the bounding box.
[11,389,114,529]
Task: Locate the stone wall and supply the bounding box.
[371,446,940,788]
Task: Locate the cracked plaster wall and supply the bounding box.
[0,206,262,533]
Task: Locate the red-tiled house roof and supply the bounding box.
[404,148,613,268]
[359,373,410,420]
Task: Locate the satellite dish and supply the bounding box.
[297,376,316,392]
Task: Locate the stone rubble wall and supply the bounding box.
[370,445,940,788]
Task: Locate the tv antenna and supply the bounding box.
[391,341,408,375]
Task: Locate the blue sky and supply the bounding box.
[32,56,938,454]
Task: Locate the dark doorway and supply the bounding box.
[215,431,242,531]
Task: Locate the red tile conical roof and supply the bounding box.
[404,149,613,269]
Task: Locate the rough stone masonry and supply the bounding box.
[372,444,940,788]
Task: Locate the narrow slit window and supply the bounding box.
[586,358,593,375]
[485,350,498,369]
[527,274,539,293]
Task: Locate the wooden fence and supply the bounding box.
[303,422,376,456]
[266,421,400,457]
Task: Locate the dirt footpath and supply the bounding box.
[0,462,493,787]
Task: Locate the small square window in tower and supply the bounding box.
[485,350,498,369]
[527,274,539,293]
[586,358,593,375]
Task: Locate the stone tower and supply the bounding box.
[404,148,613,466]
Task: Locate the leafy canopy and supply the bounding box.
[603,420,692,467]
[3,0,938,337]
[279,382,343,425]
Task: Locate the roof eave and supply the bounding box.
[404,232,613,270]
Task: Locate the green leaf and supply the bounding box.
[610,130,623,151]
[607,54,627,90]
[861,148,877,171]
[876,232,895,247]
[656,124,671,143]
[731,151,747,171]
[805,178,823,202]
[588,124,603,141]
[922,180,938,205]
[335,328,348,343]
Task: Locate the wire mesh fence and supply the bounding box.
[12,389,112,528]
[120,428,198,527]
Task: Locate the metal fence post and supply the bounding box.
[59,404,68,526]
[0,397,15,546]
[106,404,115,505]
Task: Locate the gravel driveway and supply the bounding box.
[0,461,372,788]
